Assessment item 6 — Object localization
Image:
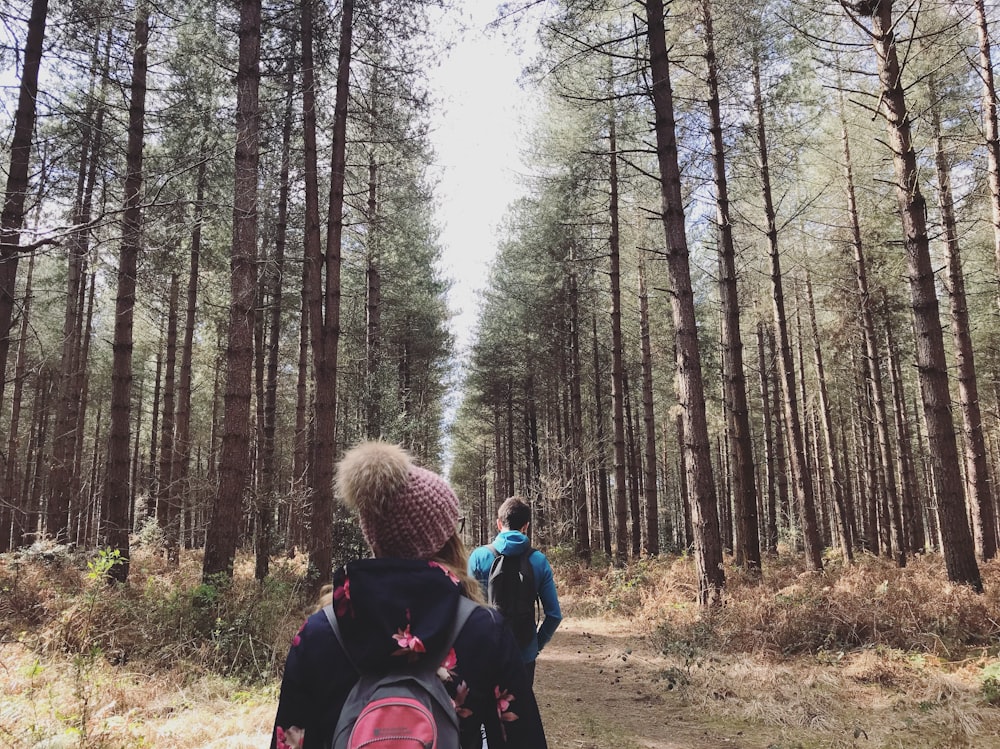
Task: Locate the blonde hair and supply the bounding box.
[314,533,482,612]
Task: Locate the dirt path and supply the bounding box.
[533,615,1000,749]
[6,612,1000,748]
[534,616,734,749]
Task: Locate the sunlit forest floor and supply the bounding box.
[2,544,1000,748]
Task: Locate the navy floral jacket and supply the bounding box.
[271,558,548,749]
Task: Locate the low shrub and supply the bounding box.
[550,550,1000,660]
[1,545,313,683]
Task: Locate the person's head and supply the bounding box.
[497,496,531,533]
[337,440,459,560]
[331,440,483,605]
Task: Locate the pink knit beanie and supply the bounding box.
[336,441,460,560]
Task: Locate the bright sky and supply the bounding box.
[427,4,537,357]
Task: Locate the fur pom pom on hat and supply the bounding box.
[336,441,460,560]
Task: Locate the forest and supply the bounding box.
[2,0,1000,744]
[0,0,999,592]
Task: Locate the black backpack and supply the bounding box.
[486,544,538,648]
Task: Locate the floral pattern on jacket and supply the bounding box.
[270,558,545,749]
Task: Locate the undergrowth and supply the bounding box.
[0,543,310,683]
[553,550,1000,659]
[4,542,999,747]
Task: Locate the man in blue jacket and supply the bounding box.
[468,496,562,685]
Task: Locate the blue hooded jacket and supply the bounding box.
[271,558,547,749]
[467,531,562,664]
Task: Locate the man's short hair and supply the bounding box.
[498,496,531,531]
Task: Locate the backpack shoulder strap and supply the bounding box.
[323,604,361,674]
[445,596,479,653]
[486,543,498,557]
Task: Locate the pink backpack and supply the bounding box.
[323,597,477,749]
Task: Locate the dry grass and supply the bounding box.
[1,544,310,748]
[4,544,1000,747]
[554,550,1000,657]
[551,550,1000,747]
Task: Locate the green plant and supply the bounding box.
[86,547,125,583]
[982,663,1000,706]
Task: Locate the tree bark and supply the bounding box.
[805,273,853,562]
[930,93,997,561]
[159,274,180,563]
[173,155,205,560]
[972,0,1000,311]
[704,0,760,573]
[2,254,35,550]
[202,0,261,580]
[305,0,353,589]
[569,246,590,558]
[49,31,106,544]
[638,257,659,556]
[752,52,823,571]
[756,321,778,556]
[885,318,925,554]
[146,334,162,520]
[103,7,148,581]
[856,0,981,591]
[645,0,724,603]
[257,54,295,579]
[837,92,903,562]
[0,0,48,412]
[608,115,629,564]
[592,311,612,557]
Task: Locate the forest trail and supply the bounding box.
[535,614,1000,749]
[536,616,741,749]
[6,604,999,747]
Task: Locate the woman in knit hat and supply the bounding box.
[270,441,548,749]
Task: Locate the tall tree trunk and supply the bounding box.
[173,155,206,560]
[293,246,310,494]
[130,370,144,529]
[972,0,1000,310]
[638,257,659,556]
[592,311,612,557]
[74,274,96,536]
[704,0,760,573]
[752,52,823,571]
[930,92,997,561]
[159,274,180,563]
[623,368,642,556]
[257,54,294,578]
[364,156,381,439]
[885,319,925,554]
[305,0,353,588]
[203,0,261,580]
[805,273,853,562]
[86,404,103,546]
[27,371,52,541]
[838,91,902,562]
[0,0,48,411]
[364,56,382,441]
[838,401,860,553]
[147,335,162,519]
[2,254,35,550]
[49,31,106,544]
[676,412,692,549]
[856,1,981,590]
[646,0,724,603]
[608,115,629,564]
[568,247,590,558]
[104,7,148,582]
[756,321,778,556]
